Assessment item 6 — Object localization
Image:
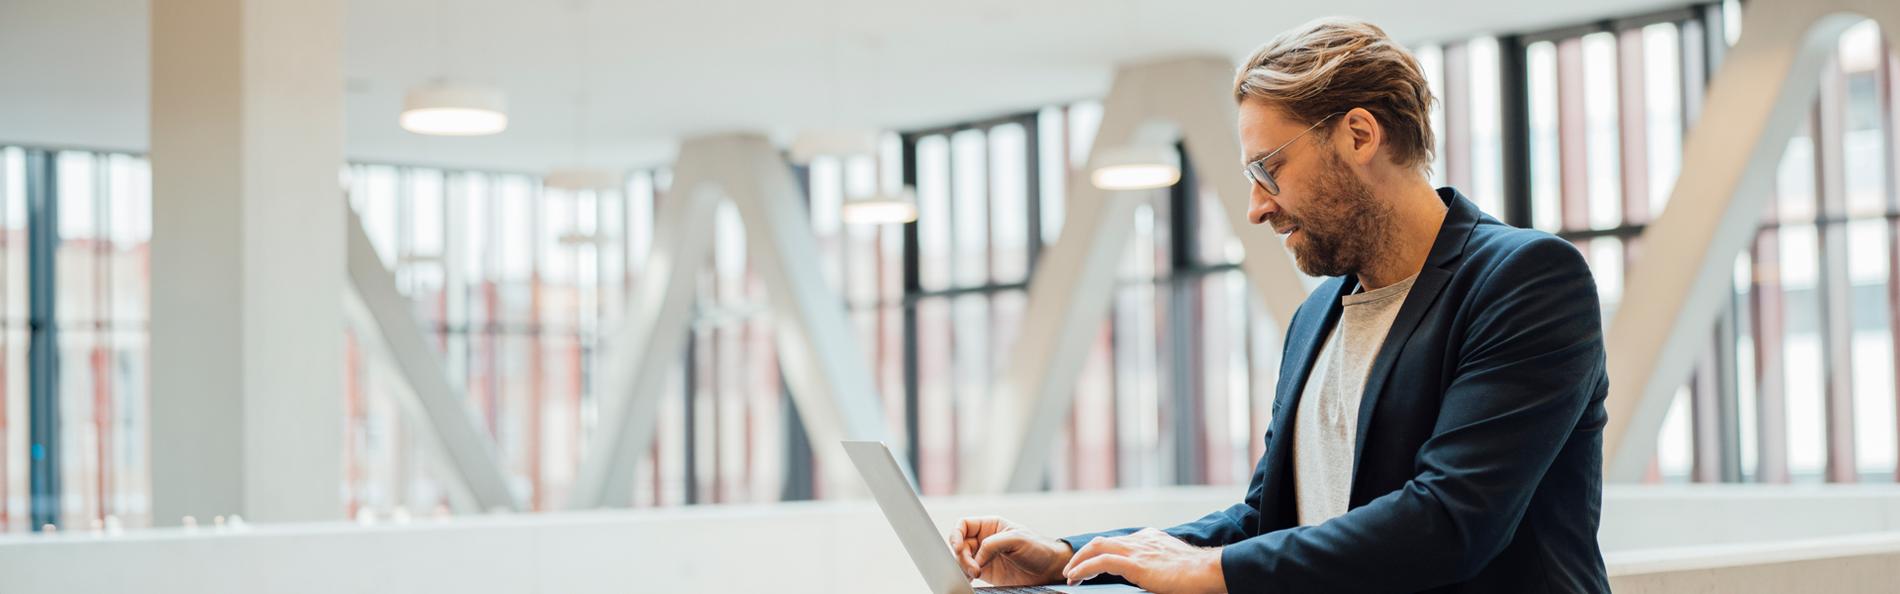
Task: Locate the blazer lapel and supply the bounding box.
[1348,188,1483,490]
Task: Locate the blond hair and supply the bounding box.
[1234,17,1437,176]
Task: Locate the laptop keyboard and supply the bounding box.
[975,587,1060,593]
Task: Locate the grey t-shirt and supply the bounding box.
[1293,273,1418,526]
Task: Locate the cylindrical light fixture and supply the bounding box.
[1089,143,1181,190]
[400,82,509,136]
[841,188,920,225]
[543,168,622,192]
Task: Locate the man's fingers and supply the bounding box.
[951,520,987,558]
[949,523,979,578]
[972,531,1022,569]
[1063,536,1131,575]
[951,516,1029,580]
[953,518,979,547]
[952,537,975,578]
[957,517,1004,542]
[1064,554,1137,586]
[1061,539,1094,575]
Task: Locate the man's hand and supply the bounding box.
[1062,528,1226,594]
[947,516,1072,586]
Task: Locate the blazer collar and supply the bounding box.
[1421,186,1483,272]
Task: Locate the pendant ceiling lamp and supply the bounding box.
[841,188,920,225]
[401,82,508,136]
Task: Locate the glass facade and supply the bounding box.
[0,149,151,532]
[2,148,25,531]
[1516,9,1898,484]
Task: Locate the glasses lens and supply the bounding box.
[1248,161,1278,195]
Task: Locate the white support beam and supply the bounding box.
[976,57,1306,494]
[343,210,520,512]
[566,149,724,508]
[1603,0,1900,481]
[1168,59,1311,329]
[569,133,891,508]
[717,135,892,499]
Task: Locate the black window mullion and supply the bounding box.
[1714,285,1745,482]
[1165,147,1201,485]
[778,371,813,501]
[681,328,698,505]
[1680,10,1747,483]
[781,163,817,500]
[899,134,923,482]
[1498,34,1535,229]
[1023,113,1044,276]
[25,149,60,531]
[1169,141,1199,270]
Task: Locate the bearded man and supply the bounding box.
[950,17,1611,594]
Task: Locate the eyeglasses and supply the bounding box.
[1243,112,1343,196]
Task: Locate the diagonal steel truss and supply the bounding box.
[567,133,892,508]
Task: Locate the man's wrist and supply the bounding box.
[1051,538,1076,582]
[1204,546,1227,592]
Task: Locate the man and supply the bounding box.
[949,17,1610,593]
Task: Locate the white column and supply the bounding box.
[149,0,346,524]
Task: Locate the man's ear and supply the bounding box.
[1339,107,1382,166]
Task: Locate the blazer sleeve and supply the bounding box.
[1056,293,1311,585]
[1056,437,1273,587]
[1216,235,1605,592]
[1060,496,1264,550]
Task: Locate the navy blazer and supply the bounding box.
[1064,188,1610,593]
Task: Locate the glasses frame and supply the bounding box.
[1243,111,1344,195]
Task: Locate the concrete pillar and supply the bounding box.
[149,0,346,524]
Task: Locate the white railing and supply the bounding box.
[4,485,1898,593]
[1609,531,1900,592]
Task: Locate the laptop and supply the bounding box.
[841,440,1148,594]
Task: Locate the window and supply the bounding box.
[2,147,31,532]
[1513,8,1900,485]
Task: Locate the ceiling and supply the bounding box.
[1,0,1686,172]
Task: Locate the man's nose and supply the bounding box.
[1248,190,1279,226]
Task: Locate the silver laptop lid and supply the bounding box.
[842,440,974,594]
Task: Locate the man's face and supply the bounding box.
[1238,100,1391,278]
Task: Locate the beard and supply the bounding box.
[1268,152,1393,278]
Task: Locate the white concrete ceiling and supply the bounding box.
[1,0,1687,172]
